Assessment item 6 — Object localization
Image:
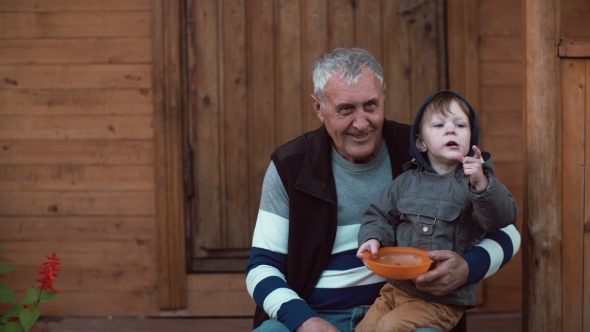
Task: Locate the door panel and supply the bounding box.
[185,0,447,272]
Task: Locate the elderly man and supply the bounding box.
[246,48,520,332]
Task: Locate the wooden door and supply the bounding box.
[184,0,447,272]
[559,39,590,332]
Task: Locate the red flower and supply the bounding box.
[8,317,20,322]
[36,252,62,294]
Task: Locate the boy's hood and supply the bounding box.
[409,90,480,174]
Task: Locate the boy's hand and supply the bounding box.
[457,145,488,191]
[356,239,381,259]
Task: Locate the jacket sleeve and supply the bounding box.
[246,162,319,331]
[468,153,519,232]
[462,152,521,284]
[358,179,401,248]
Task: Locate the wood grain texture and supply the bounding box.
[0,115,153,140]
[0,89,153,115]
[523,0,561,330]
[247,0,276,242]
[0,164,154,190]
[584,59,590,332]
[0,216,156,240]
[0,290,158,316]
[159,274,254,317]
[0,191,155,216]
[382,0,411,123]
[447,0,479,112]
[0,38,151,65]
[560,58,585,332]
[480,86,522,111]
[0,140,153,165]
[0,64,151,89]
[222,0,252,247]
[0,12,151,38]
[151,0,186,310]
[301,0,327,133]
[480,37,522,61]
[0,0,151,12]
[277,0,303,146]
[558,39,590,58]
[189,0,222,254]
[480,62,522,86]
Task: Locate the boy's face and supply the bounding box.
[415,100,471,174]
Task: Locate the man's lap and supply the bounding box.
[252,307,443,332]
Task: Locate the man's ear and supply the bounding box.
[415,135,427,152]
[311,94,324,123]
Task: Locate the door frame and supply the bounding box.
[152,0,187,310]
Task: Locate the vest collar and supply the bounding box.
[294,125,336,203]
[294,122,400,202]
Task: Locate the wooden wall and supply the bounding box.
[0,0,565,319]
[0,0,160,316]
[466,0,524,312]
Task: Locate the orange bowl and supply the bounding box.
[362,247,435,280]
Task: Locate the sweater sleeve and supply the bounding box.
[462,223,521,285]
[245,162,319,331]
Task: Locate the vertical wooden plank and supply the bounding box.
[408,0,443,112]
[328,0,354,50]
[152,0,187,310]
[522,0,561,330]
[447,0,480,110]
[277,0,303,146]
[584,59,590,332]
[382,0,411,123]
[354,0,382,63]
[560,59,585,332]
[190,0,222,252]
[301,0,327,133]
[222,0,250,248]
[247,0,276,228]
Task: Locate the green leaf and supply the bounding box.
[19,307,41,332]
[39,290,60,303]
[0,285,17,303]
[0,245,4,252]
[3,322,24,332]
[0,265,17,274]
[17,288,39,306]
[0,306,22,324]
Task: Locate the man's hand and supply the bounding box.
[413,250,468,296]
[294,317,340,332]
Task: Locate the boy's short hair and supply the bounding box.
[417,91,473,135]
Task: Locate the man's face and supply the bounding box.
[312,69,385,164]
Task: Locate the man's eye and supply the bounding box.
[339,107,353,114]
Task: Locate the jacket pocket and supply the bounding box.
[396,197,462,249]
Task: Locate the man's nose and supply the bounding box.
[352,109,369,130]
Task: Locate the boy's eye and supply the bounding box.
[434,124,444,128]
[456,123,466,128]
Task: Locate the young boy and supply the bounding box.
[355,90,519,332]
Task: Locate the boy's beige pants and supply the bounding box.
[354,283,465,332]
